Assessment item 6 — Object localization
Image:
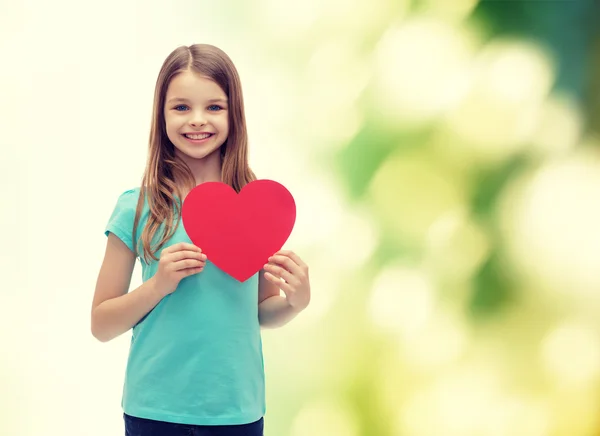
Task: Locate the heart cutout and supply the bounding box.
[181,180,296,282]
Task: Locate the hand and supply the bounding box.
[153,242,206,296]
[263,250,310,311]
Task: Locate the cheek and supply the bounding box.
[164,115,179,138]
[219,117,229,135]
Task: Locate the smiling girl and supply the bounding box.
[90,44,311,436]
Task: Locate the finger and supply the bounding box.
[273,250,308,270]
[182,266,204,277]
[165,242,202,254]
[171,259,205,272]
[283,251,308,270]
[166,250,207,262]
[264,263,300,286]
[267,255,302,276]
[264,271,294,294]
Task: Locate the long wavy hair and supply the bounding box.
[132,44,256,263]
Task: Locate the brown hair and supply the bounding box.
[132,44,256,263]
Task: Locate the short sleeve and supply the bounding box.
[104,188,140,253]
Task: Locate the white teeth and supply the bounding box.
[185,133,212,140]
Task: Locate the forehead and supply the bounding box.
[165,70,227,101]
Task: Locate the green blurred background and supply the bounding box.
[3,0,600,435]
[253,1,600,435]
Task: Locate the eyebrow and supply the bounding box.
[167,97,228,104]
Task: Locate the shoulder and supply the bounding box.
[106,187,143,222]
[105,188,144,249]
[118,187,141,200]
[113,187,142,208]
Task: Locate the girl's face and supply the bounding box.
[164,70,229,163]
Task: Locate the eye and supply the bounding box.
[208,104,223,111]
[174,105,189,111]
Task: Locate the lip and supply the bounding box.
[182,132,215,144]
[183,132,214,135]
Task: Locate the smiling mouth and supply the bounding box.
[184,133,214,140]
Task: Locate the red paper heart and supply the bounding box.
[181,180,296,282]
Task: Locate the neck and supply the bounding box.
[175,149,223,198]
[189,156,222,185]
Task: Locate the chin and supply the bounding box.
[176,144,222,161]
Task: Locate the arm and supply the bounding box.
[258,250,311,328]
[91,236,206,342]
[258,270,301,328]
[90,233,165,342]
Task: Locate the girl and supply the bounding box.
[91,44,311,436]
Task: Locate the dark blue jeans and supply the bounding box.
[124,414,264,436]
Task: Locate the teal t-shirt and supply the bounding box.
[104,188,266,425]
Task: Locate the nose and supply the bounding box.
[189,110,207,127]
